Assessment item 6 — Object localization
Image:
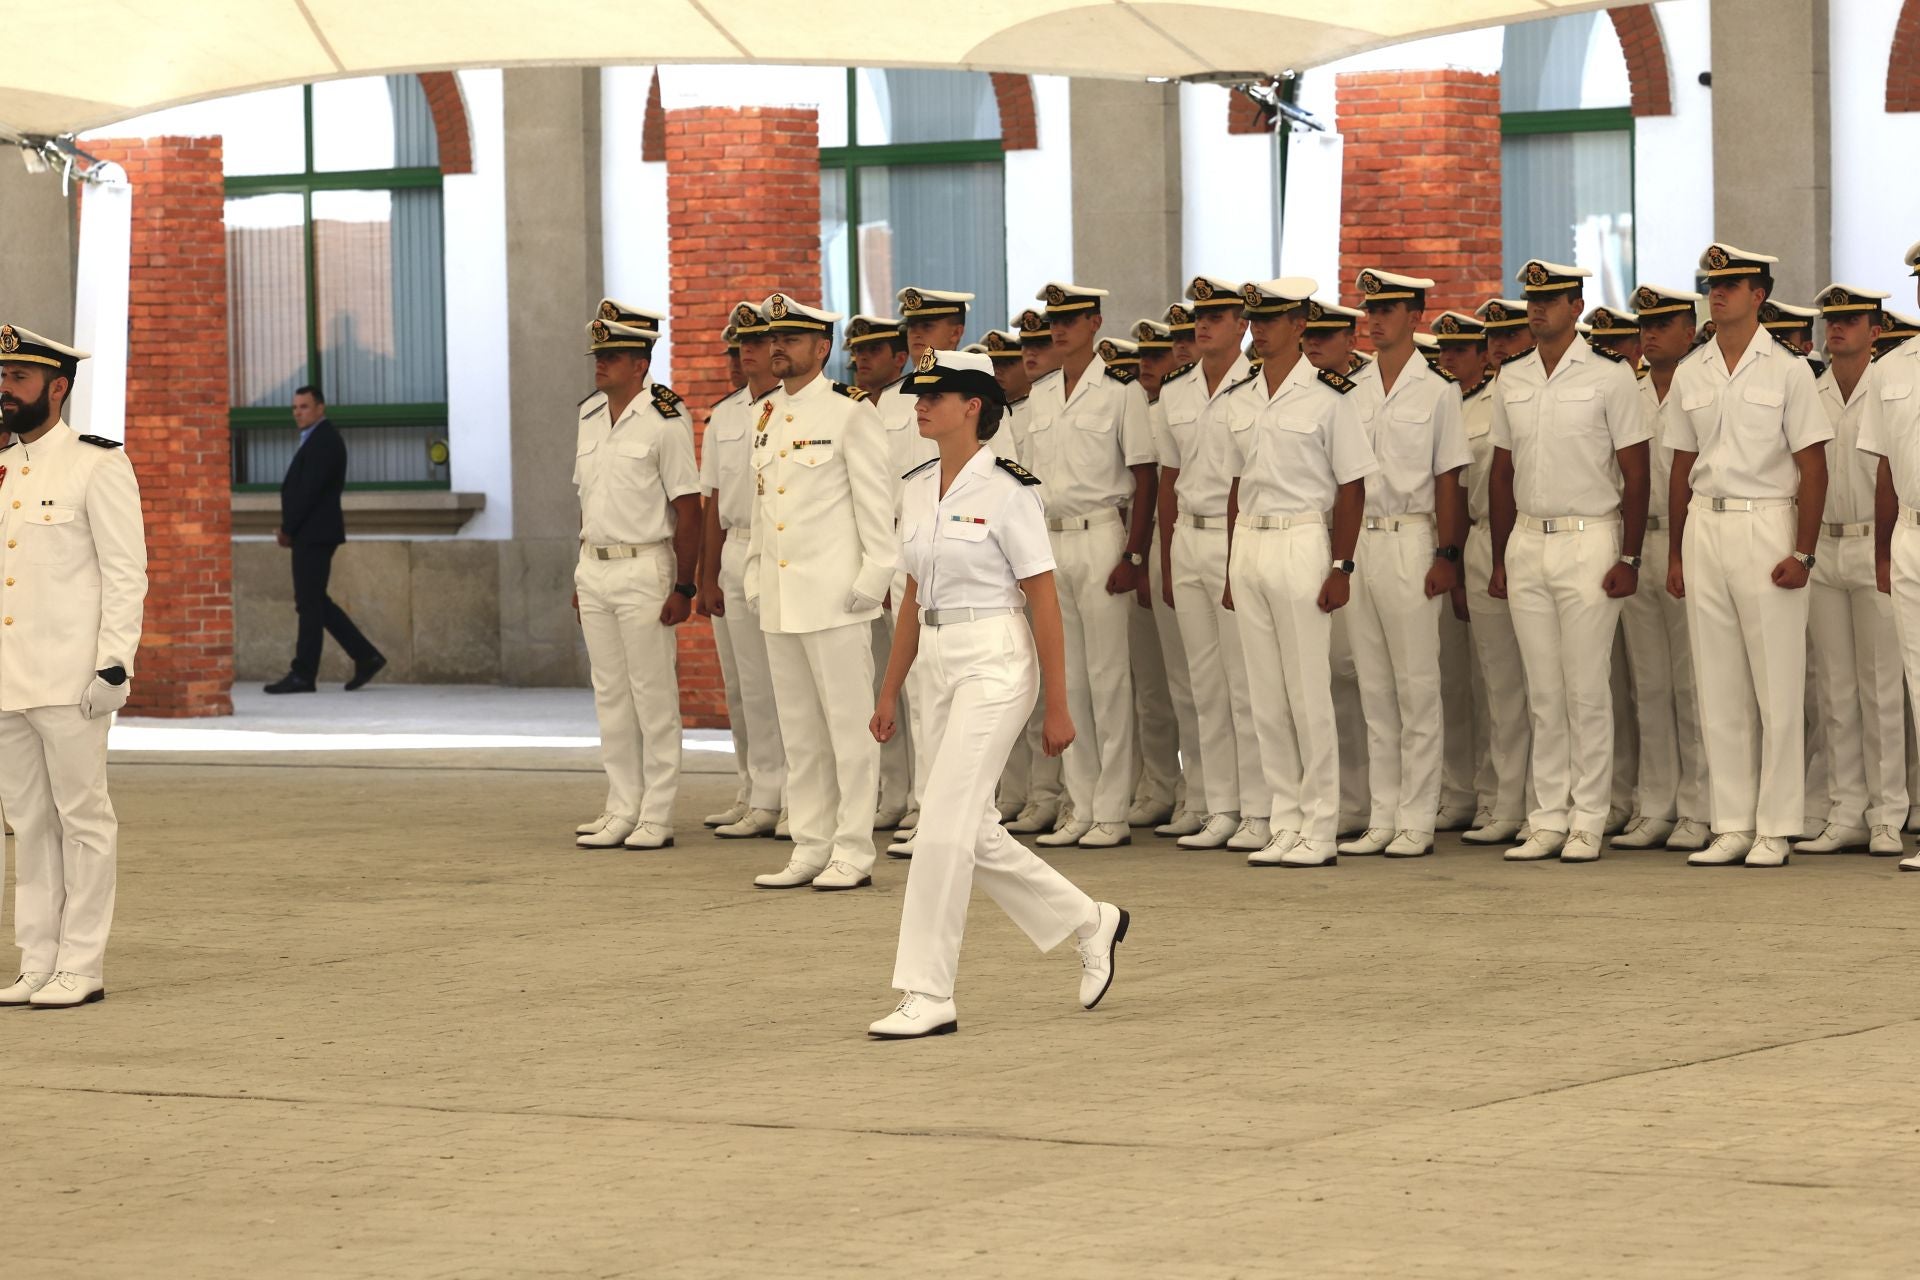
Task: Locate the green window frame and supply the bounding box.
[225,83,449,493]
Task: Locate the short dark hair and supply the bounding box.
[294,385,325,405]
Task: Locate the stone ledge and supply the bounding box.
[232,491,486,537]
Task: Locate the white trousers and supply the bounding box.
[764,622,879,872]
[1149,535,1205,812]
[1617,527,1706,823]
[1052,519,1136,824]
[1129,583,1182,809]
[1229,523,1340,841]
[1348,521,1443,830]
[577,546,682,826]
[1506,521,1624,834]
[1438,601,1479,815]
[717,535,785,811]
[1465,524,1531,823]
[1330,612,1369,829]
[1683,503,1809,837]
[892,615,1095,999]
[1810,530,1909,828]
[1173,523,1265,818]
[0,705,116,978]
[997,603,1063,811]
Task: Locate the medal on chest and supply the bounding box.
[753,400,775,449]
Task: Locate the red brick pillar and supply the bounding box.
[664,107,821,728]
[1337,71,1502,328]
[85,137,234,717]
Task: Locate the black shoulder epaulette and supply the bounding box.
[1430,362,1459,382]
[650,384,684,418]
[710,386,747,412]
[1346,354,1372,374]
[1161,362,1197,384]
[1634,363,1650,380]
[1104,365,1137,384]
[1588,342,1627,364]
[1224,369,1262,395]
[831,381,868,402]
[1317,368,1356,395]
[901,457,938,481]
[1808,356,1828,378]
[996,457,1041,486]
[78,433,123,448]
[1460,375,1491,400]
[1508,347,1536,366]
[1771,331,1808,359]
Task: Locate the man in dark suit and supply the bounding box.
[265,386,385,694]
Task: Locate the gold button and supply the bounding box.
[778,560,788,568]
[3,618,10,626]
[9,501,17,509]
[776,523,785,531]
[776,487,786,495]
[42,515,50,522]
[4,578,11,586]
[19,466,27,475]
[785,415,794,423]
[5,540,13,549]
[778,449,787,457]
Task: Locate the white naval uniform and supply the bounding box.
[1161,354,1265,822]
[996,392,1064,814]
[701,384,785,813]
[1140,392,1202,817]
[1491,340,1652,835]
[1807,361,1906,831]
[1225,358,1375,842]
[1022,354,1154,825]
[1461,374,1531,825]
[1858,342,1920,810]
[1348,356,1472,831]
[891,447,1096,999]
[574,385,701,828]
[0,422,148,980]
[1664,328,1832,838]
[745,373,896,872]
[1619,373,1709,827]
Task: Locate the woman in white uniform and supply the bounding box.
[868,350,1130,1041]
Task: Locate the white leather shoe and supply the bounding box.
[1078,822,1132,848]
[1462,818,1523,846]
[1435,804,1476,832]
[873,807,908,831]
[1505,829,1567,861]
[892,826,918,845]
[1126,799,1174,828]
[1075,903,1130,1009]
[1037,820,1092,848]
[1611,817,1673,849]
[715,808,779,839]
[1688,831,1753,866]
[753,859,823,889]
[703,802,748,829]
[622,822,674,850]
[1604,806,1630,836]
[1744,836,1790,868]
[1337,827,1395,855]
[774,810,791,841]
[1899,852,1920,872]
[1666,818,1711,851]
[869,992,957,1039]
[1279,838,1339,867]
[576,812,615,836]
[1178,813,1241,850]
[1154,809,1208,838]
[812,860,873,891]
[900,809,920,831]
[1246,830,1302,866]
[1227,817,1271,851]
[577,817,637,849]
[1337,814,1369,840]
[0,971,54,1006]
[1793,822,1868,853]
[1870,825,1905,857]
[1383,829,1433,858]
[1559,830,1602,863]
[1006,801,1058,834]
[29,972,104,1008]
[885,834,916,859]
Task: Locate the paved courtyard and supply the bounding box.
[7,689,1920,1278]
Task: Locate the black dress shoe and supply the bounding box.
[263,673,317,695]
[345,654,388,692]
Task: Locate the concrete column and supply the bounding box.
[1710,0,1830,303]
[1069,81,1182,329]
[500,67,602,685]
[0,163,75,329]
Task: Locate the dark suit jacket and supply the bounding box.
[281,418,348,548]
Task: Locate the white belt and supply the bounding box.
[1644,515,1665,531]
[1362,513,1433,532]
[920,606,1020,628]
[584,541,666,560]
[1046,508,1123,531]
[1903,506,1920,529]
[1178,513,1231,530]
[1694,496,1796,513]
[1239,512,1326,531]
[1516,513,1620,534]
[1823,521,1872,538]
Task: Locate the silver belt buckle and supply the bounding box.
[1710,497,1747,513]
[1539,518,1562,534]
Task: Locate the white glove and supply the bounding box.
[846,589,881,613]
[743,593,760,616]
[81,674,131,721]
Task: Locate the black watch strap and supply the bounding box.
[1434,545,1461,562]
[673,582,698,599]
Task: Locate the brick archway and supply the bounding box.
[1607,4,1674,117]
[415,71,474,175]
[1890,0,1920,111]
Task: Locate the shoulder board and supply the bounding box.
[1224,369,1263,395]
[1771,331,1808,359]
[1346,354,1372,374]
[1104,365,1137,384]
[1161,362,1197,384]
[901,457,938,481]
[1872,344,1895,363]
[1587,341,1627,364]
[579,392,606,418]
[710,386,747,411]
[1246,358,1264,378]
[1430,362,1459,382]
[831,381,868,401]
[1808,356,1828,378]
[650,384,684,418]
[1634,363,1650,380]
[1316,368,1356,395]
[1459,375,1491,400]
[996,457,1042,486]
[78,433,124,448]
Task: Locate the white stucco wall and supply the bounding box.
[442,69,513,540]
[1632,0,1715,292]
[1005,74,1075,320]
[1830,0,1920,298]
[600,68,673,382]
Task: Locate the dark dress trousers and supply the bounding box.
[281,419,379,678]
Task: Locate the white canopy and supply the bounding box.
[3,0,1626,138]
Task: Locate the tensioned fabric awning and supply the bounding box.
[2,0,1625,138]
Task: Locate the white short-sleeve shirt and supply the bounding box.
[1226,357,1376,516]
[899,446,1056,612]
[1021,353,1156,517]
[1460,378,1496,523]
[1854,343,1920,505]
[1814,363,1883,524]
[1350,356,1472,516]
[1662,326,1832,500]
[1488,340,1652,518]
[1155,352,1252,517]
[701,384,774,531]
[574,385,700,546]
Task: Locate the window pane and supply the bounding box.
[855,69,1000,145]
[820,169,852,322]
[313,74,440,172]
[312,188,447,405]
[234,424,450,487]
[225,193,310,409]
[855,163,1006,342]
[1502,131,1635,302]
[1501,12,1631,112]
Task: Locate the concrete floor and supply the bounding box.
[8,698,1920,1278]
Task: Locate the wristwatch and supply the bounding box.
[1124,551,1145,567]
[1332,559,1355,575]
[1619,554,1642,569]
[1433,545,1461,563]
[673,581,698,599]
[1795,552,1816,571]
